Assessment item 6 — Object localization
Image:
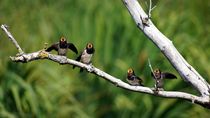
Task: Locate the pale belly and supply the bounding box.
[81,54,92,64]
[58,48,67,56]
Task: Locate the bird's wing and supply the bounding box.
[136,76,143,86]
[73,53,82,69]
[76,53,82,61]
[92,47,95,53]
[136,76,142,82]
[46,43,59,52]
[67,43,78,54]
[161,72,177,79]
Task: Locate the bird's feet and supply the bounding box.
[151,87,164,94]
[87,63,94,72]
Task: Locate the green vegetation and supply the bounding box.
[0,0,210,117]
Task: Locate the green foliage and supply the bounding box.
[0,0,210,117]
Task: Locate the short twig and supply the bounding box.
[140,0,156,27]
[148,0,156,19]
[148,59,155,78]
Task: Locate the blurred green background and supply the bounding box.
[0,0,210,117]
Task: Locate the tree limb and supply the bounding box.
[1,24,24,55]
[1,13,210,110]
[122,0,210,98]
[5,46,210,109]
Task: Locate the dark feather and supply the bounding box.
[92,47,95,53]
[151,72,153,76]
[76,54,82,61]
[67,43,78,54]
[46,43,59,52]
[87,47,95,54]
[73,54,82,69]
[161,72,177,79]
[136,76,144,86]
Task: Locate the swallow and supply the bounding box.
[45,36,78,56]
[151,68,177,91]
[73,43,95,72]
[127,68,143,86]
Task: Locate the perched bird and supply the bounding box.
[126,68,143,86]
[151,68,177,91]
[73,43,95,72]
[45,36,78,56]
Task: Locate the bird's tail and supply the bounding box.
[140,83,144,86]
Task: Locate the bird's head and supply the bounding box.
[59,36,67,47]
[87,43,93,49]
[127,68,134,76]
[60,36,67,43]
[86,43,94,54]
[153,68,161,79]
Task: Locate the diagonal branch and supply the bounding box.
[1,24,24,55]
[122,0,210,97]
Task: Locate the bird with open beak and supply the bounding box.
[45,36,78,56]
[151,68,177,91]
[73,43,95,72]
[127,68,143,86]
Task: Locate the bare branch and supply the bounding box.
[1,24,210,108]
[8,50,210,108]
[1,24,24,55]
[122,0,210,97]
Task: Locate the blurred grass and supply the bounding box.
[0,0,210,117]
